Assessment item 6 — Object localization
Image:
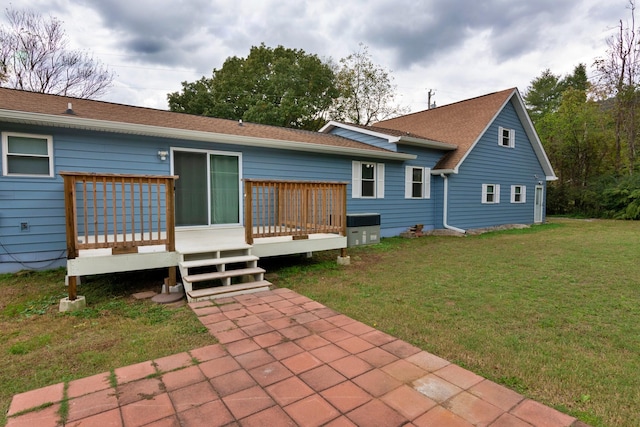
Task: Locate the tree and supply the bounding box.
[168,44,338,130]
[523,69,563,122]
[525,65,614,214]
[594,0,640,174]
[330,44,409,125]
[524,64,590,122]
[0,8,114,98]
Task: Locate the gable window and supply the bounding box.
[498,127,515,148]
[352,161,384,198]
[2,132,54,177]
[405,166,431,199]
[482,184,500,204]
[511,185,526,203]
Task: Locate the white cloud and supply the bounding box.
[0,0,627,111]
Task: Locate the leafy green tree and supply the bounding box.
[525,66,615,214]
[553,88,612,189]
[524,64,590,122]
[523,69,563,122]
[330,44,409,125]
[0,8,113,98]
[168,44,337,130]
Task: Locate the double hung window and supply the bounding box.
[2,133,54,177]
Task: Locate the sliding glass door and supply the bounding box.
[173,150,241,227]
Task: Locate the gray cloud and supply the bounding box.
[1,0,627,110]
[360,0,582,68]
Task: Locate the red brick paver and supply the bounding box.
[7,289,588,427]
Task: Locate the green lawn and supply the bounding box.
[0,269,214,427]
[1,218,638,426]
[266,218,640,427]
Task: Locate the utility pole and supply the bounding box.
[427,89,436,109]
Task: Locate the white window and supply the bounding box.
[352,161,384,198]
[482,184,500,204]
[498,127,515,148]
[2,132,54,177]
[405,166,431,199]
[510,185,526,203]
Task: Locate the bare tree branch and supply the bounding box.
[0,8,114,98]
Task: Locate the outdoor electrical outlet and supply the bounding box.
[20,222,29,231]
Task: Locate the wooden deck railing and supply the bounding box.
[244,179,347,244]
[61,172,178,258]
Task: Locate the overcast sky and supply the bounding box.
[2,0,625,113]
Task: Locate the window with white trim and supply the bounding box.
[498,127,515,148]
[482,184,500,204]
[2,132,54,177]
[510,185,526,203]
[352,161,384,198]
[405,166,431,199]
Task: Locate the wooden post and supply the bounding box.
[67,276,78,300]
[166,176,177,291]
[244,180,254,244]
[63,173,79,301]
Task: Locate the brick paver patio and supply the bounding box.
[6,288,589,426]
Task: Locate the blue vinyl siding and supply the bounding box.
[1,98,549,272]
[445,100,546,229]
[0,121,452,272]
[1,124,176,272]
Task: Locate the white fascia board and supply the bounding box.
[453,92,514,171]
[1,110,416,161]
[451,89,558,180]
[511,91,557,179]
[320,120,400,142]
[321,120,457,151]
[398,136,457,151]
[452,90,557,179]
[431,168,457,175]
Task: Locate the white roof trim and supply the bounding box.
[0,110,417,161]
[320,121,399,142]
[452,89,557,179]
[320,120,456,151]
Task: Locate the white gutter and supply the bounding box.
[440,173,466,234]
[0,109,417,161]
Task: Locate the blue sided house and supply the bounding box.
[0,87,555,303]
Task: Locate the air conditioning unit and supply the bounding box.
[346,213,380,247]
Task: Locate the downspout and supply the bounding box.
[440,173,466,234]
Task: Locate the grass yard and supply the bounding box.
[265,218,640,427]
[0,218,638,426]
[0,269,214,427]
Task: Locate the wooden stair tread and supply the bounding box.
[183,267,265,283]
[178,243,252,255]
[187,280,271,299]
[180,255,259,269]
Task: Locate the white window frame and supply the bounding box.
[510,185,526,203]
[482,184,500,204]
[2,132,54,177]
[498,127,515,148]
[352,161,384,199]
[405,166,431,199]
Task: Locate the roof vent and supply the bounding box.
[65,102,76,115]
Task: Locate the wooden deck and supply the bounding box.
[62,172,348,301]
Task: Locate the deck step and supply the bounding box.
[179,255,259,269]
[187,280,272,301]
[183,267,265,283]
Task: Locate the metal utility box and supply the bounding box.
[346,213,381,247]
